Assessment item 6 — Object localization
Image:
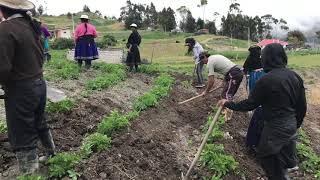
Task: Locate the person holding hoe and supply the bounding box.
[199,52,244,120]
[126,23,141,72]
[243,45,266,151]
[218,43,307,180]
[0,0,56,175]
[74,15,99,69]
[185,38,205,88]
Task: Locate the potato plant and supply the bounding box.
[200,108,239,179]
[97,110,130,136]
[297,129,320,176]
[48,152,81,178]
[85,64,126,90]
[0,119,7,133]
[46,99,75,113]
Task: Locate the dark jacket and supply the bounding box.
[225,43,307,157]
[126,31,141,65]
[243,47,263,74]
[0,17,44,84]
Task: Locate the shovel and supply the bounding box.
[182,106,223,180]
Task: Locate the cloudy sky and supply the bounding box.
[30,0,320,30]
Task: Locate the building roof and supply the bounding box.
[258,39,289,47]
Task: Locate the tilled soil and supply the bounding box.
[0,73,153,178]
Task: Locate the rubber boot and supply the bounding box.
[85,60,92,70]
[129,65,134,72]
[16,149,39,174]
[39,130,56,163]
[77,60,83,68]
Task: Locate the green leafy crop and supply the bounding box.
[97,110,130,136]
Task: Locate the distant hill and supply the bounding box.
[40,12,124,32]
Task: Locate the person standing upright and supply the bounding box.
[0,0,55,174]
[218,43,307,180]
[126,23,141,72]
[40,21,51,61]
[74,15,99,69]
[185,38,205,88]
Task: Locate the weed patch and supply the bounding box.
[17,175,45,180]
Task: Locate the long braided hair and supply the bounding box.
[81,18,89,35]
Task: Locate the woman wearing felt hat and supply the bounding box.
[0,0,55,175]
[126,23,141,72]
[74,14,99,69]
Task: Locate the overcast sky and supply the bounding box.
[30,0,320,31]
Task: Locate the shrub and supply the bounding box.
[48,152,81,178]
[46,99,75,113]
[98,110,130,136]
[97,35,117,49]
[51,38,74,50]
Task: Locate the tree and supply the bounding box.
[158,7,176,32]
[287,30,306,47]
[185,11,196,33]
[205,21,216,34]
[199,0,208,21]
[261,14,278,38]
[95,10,102,17]
[196,18,205,30]
[37,5,44,16]
[316,31,320,40]
[67,12,72,19]
[83,5,91,13]
[177,6,189,31]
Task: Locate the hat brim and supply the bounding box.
[0,0,35,11]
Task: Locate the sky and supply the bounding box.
[30,0,320,31]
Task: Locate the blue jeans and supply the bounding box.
[196,62,204,85]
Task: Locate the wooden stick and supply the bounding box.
[178,94,204,105]
[183,106,223,180]
[178,85,222,105]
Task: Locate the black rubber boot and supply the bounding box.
[16,149,39,174]
[39,130,56,163]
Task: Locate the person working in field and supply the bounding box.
[218,43,307,180]
[126,23,142,72]
[243,45,266,151]
[74,15,99,69]
[40,21,51,61]
[0,0,56,174]
[185,38,205,88]
[199,52,244,120]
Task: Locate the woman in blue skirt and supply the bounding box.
[74,15,99,69]
[243,45,266,150]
